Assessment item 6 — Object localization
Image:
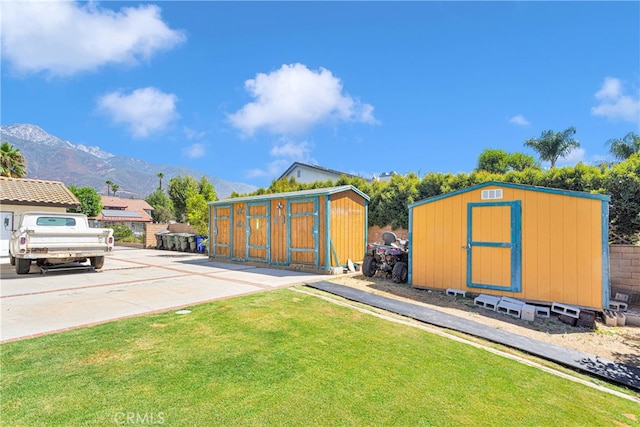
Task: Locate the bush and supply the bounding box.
[108,224,134,241]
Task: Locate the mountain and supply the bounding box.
[0,124,257,199]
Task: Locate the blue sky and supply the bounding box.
[2,1,639,188]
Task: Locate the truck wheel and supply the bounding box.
[15,258,31,275]
[362,255,377,277]
[392,262,408,283]
[90,256,105,269]
[9,255,15,266]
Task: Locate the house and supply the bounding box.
[0,176,80,256]
[408,181,610,310]
[278,162,366,184]
[92,196,154,235]
[209,185,369,271]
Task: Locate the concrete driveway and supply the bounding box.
[0,247,329,342]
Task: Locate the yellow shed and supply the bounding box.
[208,185,369,271]
[408,182,611,310]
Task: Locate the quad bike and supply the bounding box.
[362,231,409,283]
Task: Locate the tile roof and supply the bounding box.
[93,196,154,222]
[0,176,80,208]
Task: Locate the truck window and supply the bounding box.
[36,217,76,226]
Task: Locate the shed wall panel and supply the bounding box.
[329,192,366,266]
[232,203,247,260]
[270,199,287,264]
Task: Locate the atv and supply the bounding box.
[362,231,409,283]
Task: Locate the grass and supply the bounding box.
[1,289,639,426]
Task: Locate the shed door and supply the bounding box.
[467,201,521,292]
[213,206,231,258]
[247,203,269,261]
[288,199,318,267]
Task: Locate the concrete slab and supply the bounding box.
[306,281,640,392]
[0,247,329,342]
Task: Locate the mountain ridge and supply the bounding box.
[0,124,257,199]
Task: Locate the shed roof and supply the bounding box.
[0,176,80,208]
[210,185,370,205]
[408,181,610,209]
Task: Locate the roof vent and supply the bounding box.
[481,189,503,200]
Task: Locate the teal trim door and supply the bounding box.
[466,201,522,292]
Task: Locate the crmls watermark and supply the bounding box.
[113,412,165,425]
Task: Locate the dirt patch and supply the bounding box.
[327,275,640,368]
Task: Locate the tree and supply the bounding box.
[607,132,640,161]
[507,152,540,171]
[523,127,580,168]
[0,141,27,178]
[145,188,174,223]
[68,185,103,217]
[603,153,640,243]
[168,174,200,222]
[198,175,218,202]
[186,191,208,235]
[476,149,540,174]
[476,149,510,173]
[105,180,114,197]
[157,172,164,190]
[111,183,120,196]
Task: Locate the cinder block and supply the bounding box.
[551,302,580,319]
[474,294,501,311]
[534,306,551,318]
[614,293,630,302]
[520,304,535,321]
[625,310,640,327]
[497,300,522,318]
[499,296,524,306]
[576,310,596,329]
[446,288,466,298]
[616,311,626,327]
[559,314,577,326]
[603,310,617,326]
[609,300,628,312]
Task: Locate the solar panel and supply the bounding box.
[102,209,142,218]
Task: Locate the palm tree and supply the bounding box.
[111,183,120,197]
[607,132,640,161]
[157,172,164,190]
[0,142,27,178]
[106,180,114,197]
[523,127,580,168]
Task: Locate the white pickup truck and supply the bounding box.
[8,212,114,274]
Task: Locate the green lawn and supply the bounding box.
[1,288,638,426]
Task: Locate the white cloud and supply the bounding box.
[591,77,640,123]
[246,139,314,179]
[97,87,179,137]
[1,1,185,76]
[509,115,530,126]
[183,127,206,140]
[246,159,290,179]
[556,147,586,167]
[182,143,205,159]
[228,63,377,136]
[269,140,313,161]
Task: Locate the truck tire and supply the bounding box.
[392,262,408,283]
[90,256,105,269]
[15,258,31,275]
[10,255,15,266]
[362,255,377,277]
